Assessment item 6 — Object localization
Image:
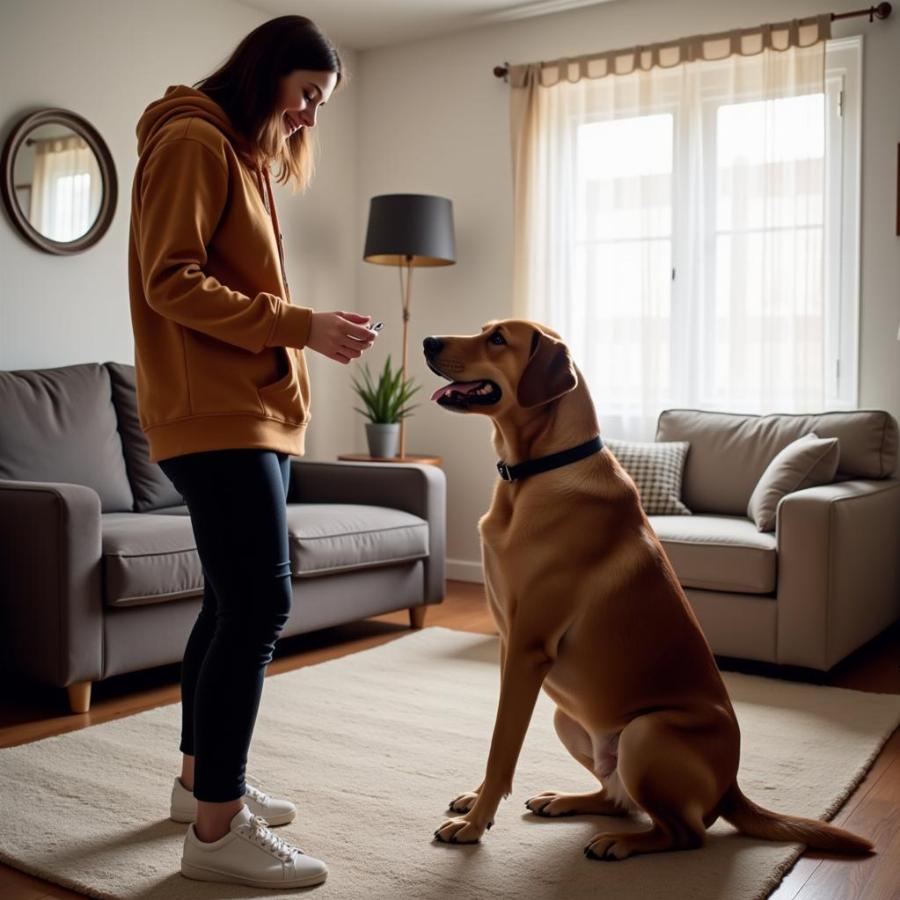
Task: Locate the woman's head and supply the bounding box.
[193,15,344,192]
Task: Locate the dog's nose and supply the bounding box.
[423,337,443,357]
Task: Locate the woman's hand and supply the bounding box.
[306,311,378,364]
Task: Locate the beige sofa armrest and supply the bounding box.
[775,478,900,669]
[0,480,104,688]
[287,460,446,604]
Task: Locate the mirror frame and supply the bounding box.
[0,107,118,255]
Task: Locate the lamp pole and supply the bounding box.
[399,255,413,459]
[362,194,455,460]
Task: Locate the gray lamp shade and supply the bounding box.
[363,193,456,267]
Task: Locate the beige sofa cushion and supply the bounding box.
[648,514,776,594]
[656,409,898,515]
[747,433,840,532]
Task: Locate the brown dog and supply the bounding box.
[423,318,873,860]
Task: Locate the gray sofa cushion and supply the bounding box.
[656,409,898,515]
[105,361,184,511]
[0,363,134,512]
[648,514,777,594]
[102,511,203,606]
[287,504,429,576]
[102,503,429,607]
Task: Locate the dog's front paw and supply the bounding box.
[433,815,493,844]
[447,790,480,814]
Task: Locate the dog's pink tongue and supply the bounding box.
[430,380,483,402]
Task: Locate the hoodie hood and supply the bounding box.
[136,84,290,298]
[135,84,285,278]
[136,84,256,163]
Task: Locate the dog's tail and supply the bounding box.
[719,783,873,854]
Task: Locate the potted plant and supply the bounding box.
[351,354,421,458]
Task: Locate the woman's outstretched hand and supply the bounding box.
[306,311,378,364]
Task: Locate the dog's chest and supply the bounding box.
[477,513,505,549]
[477,492,516,549]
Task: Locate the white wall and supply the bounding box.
[355,0,900,578]
[0,0,362,461]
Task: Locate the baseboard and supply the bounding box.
[446,559,484,583]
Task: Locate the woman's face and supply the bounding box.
[278,69,338,137]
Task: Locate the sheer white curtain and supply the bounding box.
[510,18,830,440]
[30,134,102,241]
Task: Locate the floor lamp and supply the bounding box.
[363,194,456,459]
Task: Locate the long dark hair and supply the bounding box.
[193,15,345,192]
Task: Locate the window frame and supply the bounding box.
[822,36,862,410]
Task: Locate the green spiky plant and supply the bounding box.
[351,354,421,424]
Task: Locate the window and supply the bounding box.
[576,113,674,406]
[570,37,860,429]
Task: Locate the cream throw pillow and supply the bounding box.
[747,432,840,532]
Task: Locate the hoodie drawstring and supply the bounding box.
[258,165,291,303]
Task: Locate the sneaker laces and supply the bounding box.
[244,782,271,805]
[243,813,303,862]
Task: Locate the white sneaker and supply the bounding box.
[181,804,328,888]
[170,776,296,826]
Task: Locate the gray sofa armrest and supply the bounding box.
[775,478,900,669]
[287,460,446,604]
[0,480,104,688]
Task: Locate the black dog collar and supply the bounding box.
[496,435,604,482]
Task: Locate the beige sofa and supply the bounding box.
[647,409,900,671]
[0,362,446,713]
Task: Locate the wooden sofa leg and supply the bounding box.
[67,681,92,713]
[409,605,428,629]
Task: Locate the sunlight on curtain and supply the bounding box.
[713,92,825,412]
[30,135,102,242]
[510,20,829,440]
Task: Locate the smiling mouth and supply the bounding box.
[282,112,303,134]
[427,361,501,408]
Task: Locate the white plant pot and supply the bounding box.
[365,422,400,458]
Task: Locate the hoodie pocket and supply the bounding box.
[257,346,307,424]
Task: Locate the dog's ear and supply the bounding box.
[516,328,577,408]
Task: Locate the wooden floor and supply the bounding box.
[1,581,897,900]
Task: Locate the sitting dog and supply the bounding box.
[423,318,873,861]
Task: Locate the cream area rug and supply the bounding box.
[1,627,899,900]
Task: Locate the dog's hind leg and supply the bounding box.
[525,708,628,818]
[584,711,731,861]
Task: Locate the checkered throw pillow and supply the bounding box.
[604,439,692,515]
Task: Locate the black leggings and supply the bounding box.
[158,448,292,803]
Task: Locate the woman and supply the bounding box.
[128,15,375,889]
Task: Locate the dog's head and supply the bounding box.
[422,319,577,416]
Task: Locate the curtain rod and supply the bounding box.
[492,2,892,79]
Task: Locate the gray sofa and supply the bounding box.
[0,362,446,713]
[647,409,900,672]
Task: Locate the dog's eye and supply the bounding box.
[489,331,506,346]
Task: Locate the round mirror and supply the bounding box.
[0,108,117,254]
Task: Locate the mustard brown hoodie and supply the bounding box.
[128,84,314,463]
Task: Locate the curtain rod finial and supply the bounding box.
[493,63,509,81]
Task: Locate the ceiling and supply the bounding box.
[238,0,618,50]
